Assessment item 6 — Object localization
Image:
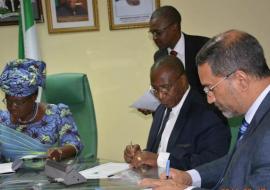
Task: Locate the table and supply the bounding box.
[0,158,161,189]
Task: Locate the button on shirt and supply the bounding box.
[157,87,190,168]
[168,33,185,66]
[186,84,270,189]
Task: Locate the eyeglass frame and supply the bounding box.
[203,71,235,96]
[148,22,175,38]
[150,74,183,96]
[2,96,32,108]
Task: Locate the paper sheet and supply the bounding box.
[79,162,129,179]
[0,162,15,174]
[131,90,160,111]
[20,154,47,160]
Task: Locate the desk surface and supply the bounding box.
[0,159,160,190]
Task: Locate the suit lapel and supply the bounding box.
[146,106,166,151]
[167,89,193,150]
[238,91,270,146]
[217,90,270,188]
[184,33,192,69]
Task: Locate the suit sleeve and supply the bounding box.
[168,109,231,171]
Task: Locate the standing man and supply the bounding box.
[140,30,270,189]
[150,5,209,92]
[138,6,209,115]
[125,55,230,170]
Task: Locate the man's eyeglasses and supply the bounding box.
[203,71,235,96]
[2,97,31,107]
[150,74,182,96]
[149,23,174,38]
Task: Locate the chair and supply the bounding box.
[41,73,97,160]
[228,116,242,151]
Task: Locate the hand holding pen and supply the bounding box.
[123,141,141,163]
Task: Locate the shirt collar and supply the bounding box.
[245,84,270,124]
[170,86,190,117]
[168,32,185,56]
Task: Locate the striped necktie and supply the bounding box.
[237,118,249,141]
[213,118,250,190]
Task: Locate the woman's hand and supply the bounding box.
[47,144,77,161]
[47,147,63,161]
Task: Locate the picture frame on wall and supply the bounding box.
[45,0,99,33]
[0,0,43,26]
[108,0,160,30]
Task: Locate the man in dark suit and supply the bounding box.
[150,5,209,92]
[124,55,231,170]
[139,5,209,115]
[140,30,270,189]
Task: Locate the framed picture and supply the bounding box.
[0,0,43,26]
[45,0,99,33]
[108,0,160,30]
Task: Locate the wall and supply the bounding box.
[0,0,270,161]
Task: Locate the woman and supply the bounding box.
[0,59,83,162]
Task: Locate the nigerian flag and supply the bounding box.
[18,0,40,60]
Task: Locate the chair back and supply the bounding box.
[42,73,97,160]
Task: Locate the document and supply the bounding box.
[0,162,15,174]
[79,162,129,179]
[131,90,160,111]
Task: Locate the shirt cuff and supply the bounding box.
[186,169,201,187]
[184,186,197,190]
[157,152,170,168]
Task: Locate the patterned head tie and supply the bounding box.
[0,59,46,97]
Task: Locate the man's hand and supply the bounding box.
[138,108,153,115]
[124,144,141,163]
[160,168,193,186]
[130,151,158,168]
[139,178,189,190]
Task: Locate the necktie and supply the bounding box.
[170,50,178,56]
[213,118,250,189]
[152,108,172,152]
[237,118,249,141]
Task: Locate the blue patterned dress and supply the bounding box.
[0,103,83,156]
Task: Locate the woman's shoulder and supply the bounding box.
[45,103,72,117]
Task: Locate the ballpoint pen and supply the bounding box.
[166,159,170,179]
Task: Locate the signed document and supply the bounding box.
[131,90,160,111]
[79,162,129,179]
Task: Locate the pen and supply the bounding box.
[130,141,135,156]
[166,159,170,179]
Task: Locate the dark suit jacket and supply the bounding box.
[196,91,270,189]
[145,89,231,170]
[154,33,209,92]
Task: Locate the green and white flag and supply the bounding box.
[18,0,40,60]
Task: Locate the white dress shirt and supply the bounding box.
[186,84,270,188]
[157,87,190,168]
[168,33,185,66]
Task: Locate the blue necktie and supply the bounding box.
[237,118,249,141]
[213,118,250,189]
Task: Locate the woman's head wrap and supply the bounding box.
[0,59,46,97]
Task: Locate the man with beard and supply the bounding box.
[140,30,270,190]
